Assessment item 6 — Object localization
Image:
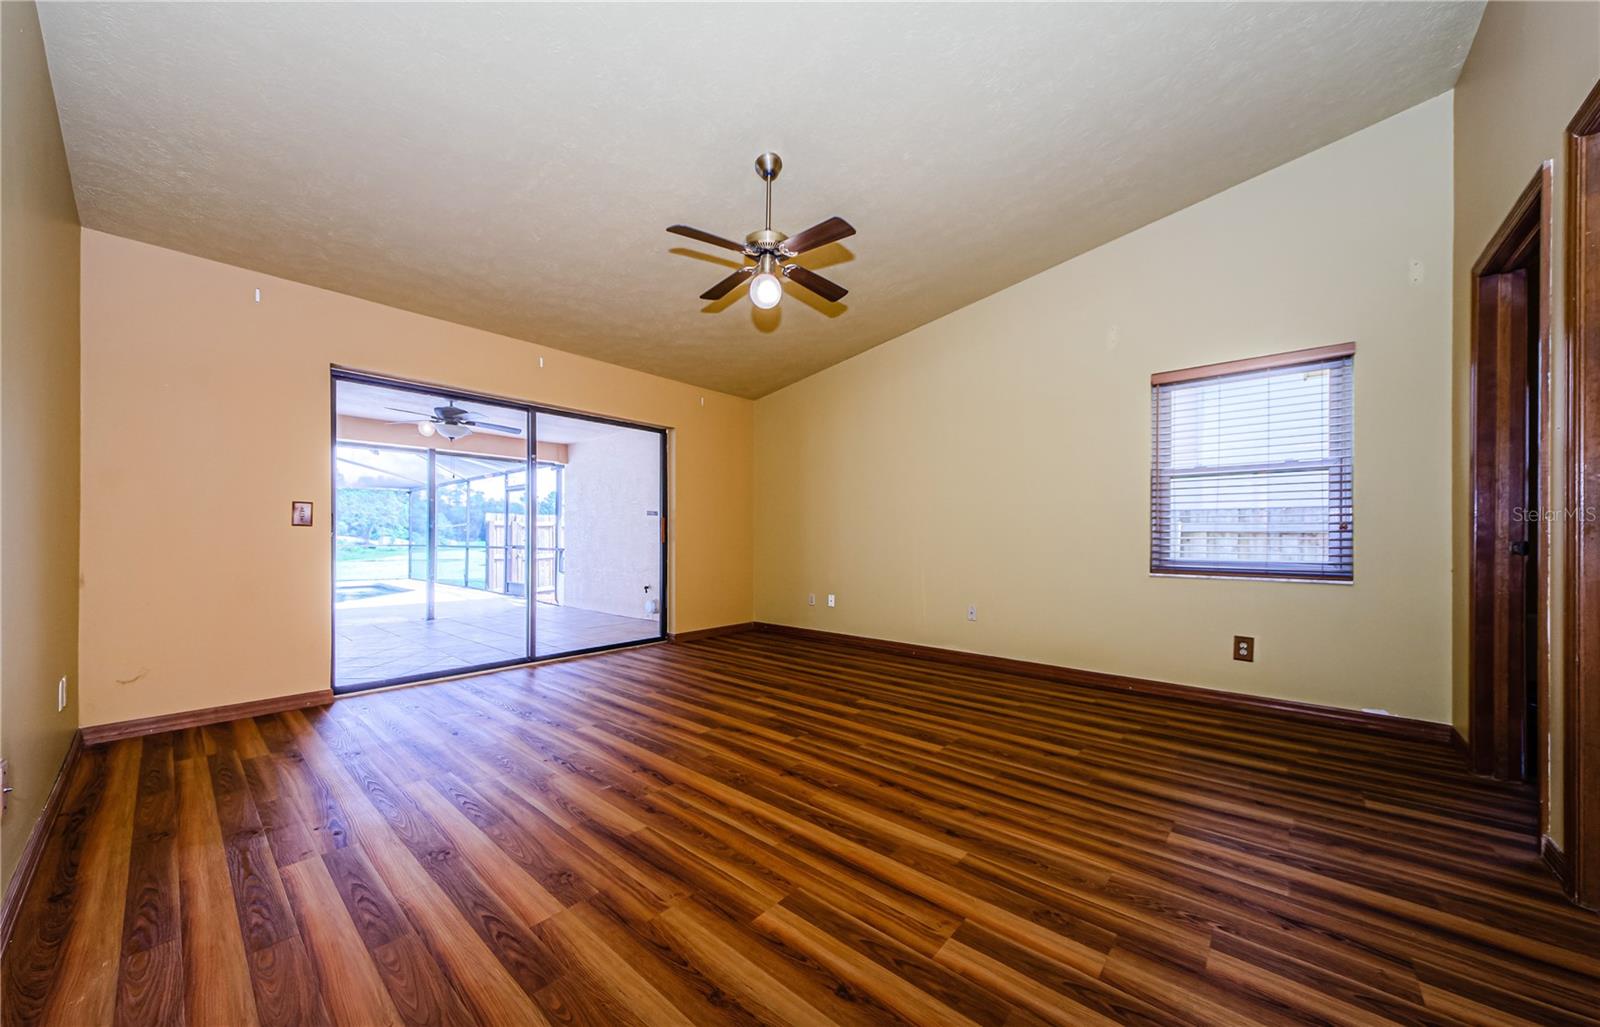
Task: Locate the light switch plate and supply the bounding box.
[827,594,836,608]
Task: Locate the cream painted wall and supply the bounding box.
[1451,1,1600,844]
[78,231,753,728]
[755,94,1455,723]
[1,1,81,889]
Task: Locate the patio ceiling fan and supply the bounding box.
[386,402,523,441]
[668,152,855,309]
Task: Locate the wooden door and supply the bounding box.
[1471,269,1534,780]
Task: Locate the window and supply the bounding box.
[1150,343,1354,581]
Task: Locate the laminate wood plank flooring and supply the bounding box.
[4,631,1598,1025]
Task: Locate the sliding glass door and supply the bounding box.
[534,412,665,657]
[332,372,665,692]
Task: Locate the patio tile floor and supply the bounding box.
[334,580,658,688]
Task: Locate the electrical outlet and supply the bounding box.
[1233,635,1254,662]
[826,594,836,608]
[57,677,67,712]
[808,593,815,607]
[967,604,978,622]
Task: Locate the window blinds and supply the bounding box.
[1150,346,1354,581]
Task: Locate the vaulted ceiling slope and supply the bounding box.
[39,2,1483,398]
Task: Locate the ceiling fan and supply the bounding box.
[668,153,855,309]
[385,402,524,441]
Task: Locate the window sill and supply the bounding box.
[1149,572,1353,585]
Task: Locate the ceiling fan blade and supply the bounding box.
[700,265,755,301]
[385,406,435,418]
[780,216,855,256]
[466,421,525,435]
[782,264,848,303]
[667,225,748,253]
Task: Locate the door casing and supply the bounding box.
[1468,163,1551,792]
[1562,77,1600,907]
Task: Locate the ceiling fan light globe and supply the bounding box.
[436,422,473,441]
[750,272,783,309]
[417,421,436,438]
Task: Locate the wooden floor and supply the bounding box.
[4,632,1599,1026]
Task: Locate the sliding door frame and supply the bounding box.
[529,404,669,662]
[329,367,669,694]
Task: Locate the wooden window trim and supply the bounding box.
[1151,342,1356,387]
[1150,567,1354,584]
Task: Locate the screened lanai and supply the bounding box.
[334,440,534,684]
[333,375,663,690]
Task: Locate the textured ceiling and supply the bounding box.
[39,2,1483,398]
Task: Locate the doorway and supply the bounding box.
[1469,163,1551,786]
[330,371,667,692]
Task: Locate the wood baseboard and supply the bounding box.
[669,622,755,643]
[1542,835,1574,892]
[0,729,83,956]
[80,689,333,747]
[752,622,1455,746]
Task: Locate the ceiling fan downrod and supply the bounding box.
[755,151,781,232]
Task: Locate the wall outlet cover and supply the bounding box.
[826,594,836,608]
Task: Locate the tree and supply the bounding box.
[335,488,409,541]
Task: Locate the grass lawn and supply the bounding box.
[336,542,489,588]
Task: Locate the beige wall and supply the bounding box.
[1451,1,1600,844]
[78,230,753,728]
[0,1,82,889]
[755,94,1455,722]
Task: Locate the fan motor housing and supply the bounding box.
[745,228,787,250]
